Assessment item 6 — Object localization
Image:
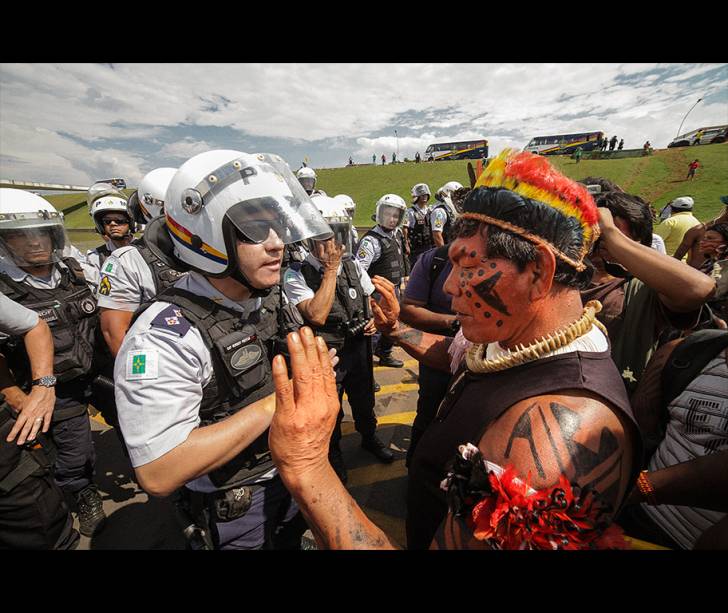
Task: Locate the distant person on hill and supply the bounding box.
[618,139,624,151]
[392,152,397,164]
[609,135,618,151]
[381,154,386,166]
[602,138,609,151]
[574,146,583,163]
[415,151,421,164]
[687,159,700,180]
[349,156,353,166]
[693,130,704,146]
[372,153,376,165]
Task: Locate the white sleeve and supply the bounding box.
[0,293,39,336]
[96,251,149,311]
[355,262,375,296]
[283,267,315,305]
[355,236,380,271]
[431,208,448,233]
[114,317,211,468]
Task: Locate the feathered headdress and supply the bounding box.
[462,149,600,272]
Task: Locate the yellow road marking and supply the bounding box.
[376,410,416,426]
[90,411,109,427]
[342,382,419,403]
[624,536,671,550]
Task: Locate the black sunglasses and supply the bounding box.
[102,217,129,226]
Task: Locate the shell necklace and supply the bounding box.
[465,300,607,374]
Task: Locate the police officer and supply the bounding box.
[97,167,186,356]
[399,244,459,465]
[356,194,407,368]
[0,293,79,549]
[404,183,434,269]
[283,195,394,483]
[0,188,107,538]
[84,182,136,289]
[429,181,462,247]
[114,150,332,549]
[296,166,327,197]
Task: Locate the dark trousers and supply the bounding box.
[330,336,378,455]
[406,363,453,467]
[51,411,95,495]
[0,470,79,549]
[373,285,401,358]
[209,477,307,550]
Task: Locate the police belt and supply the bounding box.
[182,481,265,525]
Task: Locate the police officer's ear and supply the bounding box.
[527,245,556,301]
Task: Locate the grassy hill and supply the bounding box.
[51,143,727,230]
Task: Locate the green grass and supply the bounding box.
[48,144,728,229]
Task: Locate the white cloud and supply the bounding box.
[1,62,726,181]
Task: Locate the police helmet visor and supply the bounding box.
[0,213,67,266]
[87,182,125,207]
[377,204,405,230]
[327,217,353,256]
[299,177,316,193]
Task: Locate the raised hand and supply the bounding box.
[269,327,341,487]
[370,276,400,334]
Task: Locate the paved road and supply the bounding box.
[77,347,418,549]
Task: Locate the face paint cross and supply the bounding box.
[473,271,511,316]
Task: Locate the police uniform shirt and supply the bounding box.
[429,204,450,235]
[0,292,39,337]
[95,245,158,311]
[84,238,124,292]
[355,225,397,272]
[113,271,271,492]
[406,204,431,229]
[283,253,375,306]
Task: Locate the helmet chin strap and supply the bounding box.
[230,266,273,298]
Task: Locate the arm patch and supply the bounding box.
[150,304,192,337]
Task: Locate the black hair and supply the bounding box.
[709,223,728,245]
[594,191,653,246]
[454,188,593,290]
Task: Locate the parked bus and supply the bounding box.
[425,139,488,161]
[668,125,728,148]
[523,131,604,156]
[97,177,127,189]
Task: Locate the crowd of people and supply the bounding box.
[1,147,726,550]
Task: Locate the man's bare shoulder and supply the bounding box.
[478,390,634,508]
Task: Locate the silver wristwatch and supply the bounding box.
[32,375,57,388]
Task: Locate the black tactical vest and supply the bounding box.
[408,206,433,251]
[90,244,111,269]
[294,258,368,351]
[131,236,186,294]
[135,285,302,488]
[0,259,102,404]
[362,229,404,285]
[431,202,456,244]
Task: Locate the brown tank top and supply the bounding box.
[406,348,642,550]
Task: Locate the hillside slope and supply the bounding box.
[53,144,727,229]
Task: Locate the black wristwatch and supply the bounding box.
[32,375,57,388]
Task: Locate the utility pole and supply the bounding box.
[676,98,703,139]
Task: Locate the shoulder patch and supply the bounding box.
[104,261,115,274]
[150,304,192,337]
[126,349,159,381]
[99,275,112,295]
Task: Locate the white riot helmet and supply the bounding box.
[333,194,356,218]
[128,167,177,224]
[411,183,431,200]
[309,194,352,257]
[441,181,463,195]
[144,150,331,284]
[375,194,407,230]
[0,188,68,267]
[296,167,317,195]
[87,182,134,235]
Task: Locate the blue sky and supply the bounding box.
[1,63,726,187]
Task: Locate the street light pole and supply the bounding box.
[676,98,703,139]
[395,130,399,161]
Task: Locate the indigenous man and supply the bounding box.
[268,150,643,550]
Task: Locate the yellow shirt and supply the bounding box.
[654,212,701,256]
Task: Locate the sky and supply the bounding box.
[1,63,726,187]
